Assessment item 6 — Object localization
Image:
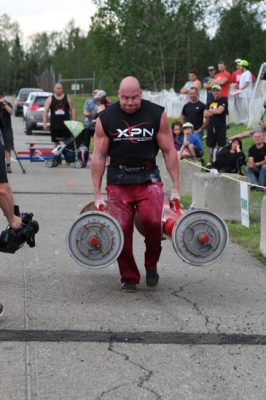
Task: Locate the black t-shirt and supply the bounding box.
[206,97,228,128]
[100,99,164,167]
[50,94,70,131]
[0,101,12,130]
[248,143,266,163]
[213,147,246,172]
[0,143,8,182]
[181,101,205,130]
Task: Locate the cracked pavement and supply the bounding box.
[0,115,266,400]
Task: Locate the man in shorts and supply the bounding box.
[0,90,14,173]
[204,84,228,164]
[43,82,76,147]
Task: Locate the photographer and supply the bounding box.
[0,90,14,173]
[0,142,22,316]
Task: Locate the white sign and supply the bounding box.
[71,83,80,91]
[240,182,249,228]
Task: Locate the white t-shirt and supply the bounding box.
[239,70,253,98]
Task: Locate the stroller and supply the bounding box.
[46,121,89,168]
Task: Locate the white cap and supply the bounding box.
[234,58,242,64]
[96,90,106,98]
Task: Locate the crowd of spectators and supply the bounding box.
[174,59,266,190]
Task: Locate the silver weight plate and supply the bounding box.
[171,210,229,266]
[67,211,124,269]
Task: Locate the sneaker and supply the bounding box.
[146,269,159,287]
[6,164,12,173]
[0,303,4,317]
[121,280,137,293]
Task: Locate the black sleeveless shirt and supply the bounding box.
[50,94,70,131]
[99,99,164,185]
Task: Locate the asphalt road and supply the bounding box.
[0,113,266,400]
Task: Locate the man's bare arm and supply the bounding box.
[43,96,52,130]
[91,118,110,201]
[67,96,76,120]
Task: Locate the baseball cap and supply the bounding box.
[212,84,221,90]
[183,122,194,129]
[96,89,106,98]
[234,58,242,64]
[208,66,215,70]
[239,59,249,67]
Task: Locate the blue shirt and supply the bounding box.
[188,132,203,155]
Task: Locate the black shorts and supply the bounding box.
[1,127,14,151]
[50,128,72,143]
[206,126,226,147]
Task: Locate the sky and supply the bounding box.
[3,1,97,41]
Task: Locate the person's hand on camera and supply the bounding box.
[9,215,22,230]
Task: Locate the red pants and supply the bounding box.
[106,182,164,284]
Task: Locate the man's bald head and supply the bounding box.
[118,76,142,114]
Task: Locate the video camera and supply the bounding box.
[0,206,39,254]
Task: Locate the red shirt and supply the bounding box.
[214,71,231,97]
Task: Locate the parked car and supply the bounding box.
[14,87,43,116]
[24,92,52,135]
[23,91,45,119]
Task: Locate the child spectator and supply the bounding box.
[179,122,203,160]
[172,121,184,158]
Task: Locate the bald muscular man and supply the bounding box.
[91,76,180,292]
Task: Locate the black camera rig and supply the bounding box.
[0,206,39,254]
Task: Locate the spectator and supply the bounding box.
[204,84,228,164]
[211,138,246,173]
[95,90,108,114]
[179,122,203,160]
[213,61,231,98]
[233,60,253,125]
[230,58,242,90]
[172,121,183,156]
[203,66,216,102]
[181,87,206,139]
[83,90,99,154]
[43,83,76,147]
[245,129,266,190]
[180,70,202,103]
[0,90,14,173]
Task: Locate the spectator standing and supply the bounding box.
[230,58,242,90]
[43,83,76,147]
[203,66,216,102]
[83,89,99,153]
[245,129,266,189]
[204,84,228,164]
[233,60,253,125]
[181,87,206,139]
[179,122,203,159]
[213,61,231,98]
[91,76,180,292]
[0,90,14,173]
[180,70,202,104]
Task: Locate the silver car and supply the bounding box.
[24,92,52,135]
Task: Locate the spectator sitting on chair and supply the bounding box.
[179,122,203,160]
[211,138,246,173]
[245,129,266,190]
[0,90,14,173]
